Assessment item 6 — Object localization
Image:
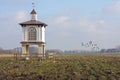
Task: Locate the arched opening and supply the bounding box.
[28,27,37,41]
[29,45,38,54]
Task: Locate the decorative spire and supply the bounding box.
[30,3,37,20]
[32,2,35,9]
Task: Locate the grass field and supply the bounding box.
[0,54,119,80]
[0,54,15,57]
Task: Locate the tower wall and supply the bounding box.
[22,25,45,42]
[41,26,45,42]
[31,14,37,20]
[22,26,28,41]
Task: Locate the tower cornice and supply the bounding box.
[19,20,47,26]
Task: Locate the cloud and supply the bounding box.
[54,16,69,24]
[0,11,27,49]
[49,14,110,38]
[16,11,27,22]
[107,1,120,13]
[52,16,70,27]
[78,18,108,34]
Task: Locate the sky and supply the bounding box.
[0,0,120,50]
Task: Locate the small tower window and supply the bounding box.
[28,27,37,40]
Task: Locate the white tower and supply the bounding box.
[19,9,47,59]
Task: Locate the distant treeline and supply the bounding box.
[0,47,120,54]
[100,48,120,53]
[0,49,16,54]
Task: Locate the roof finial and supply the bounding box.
[32,2,35,9]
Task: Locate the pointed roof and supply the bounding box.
[30,9,37,14]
